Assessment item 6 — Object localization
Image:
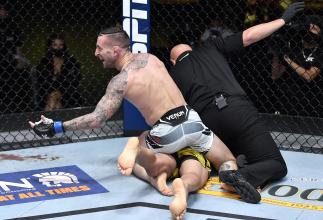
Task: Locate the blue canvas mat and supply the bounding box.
[0,138,322,220]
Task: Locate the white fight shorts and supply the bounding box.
[145,105,213,154]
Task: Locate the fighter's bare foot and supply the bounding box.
[169,178,187,220]
[118,138,139,176]
[150,172,173,196]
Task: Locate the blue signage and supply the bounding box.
[122,0,151,134]
[0,165,108,206]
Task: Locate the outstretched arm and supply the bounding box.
[243,1,304,47]
[29,70,128,137]
[243,19,285,47]
[63,70,127,131]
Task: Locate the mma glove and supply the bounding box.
[281,1,305,24]
[33,117,65,138]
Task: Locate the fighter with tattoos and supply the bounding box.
[29,27,261,217]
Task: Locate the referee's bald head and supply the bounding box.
[170,44,192,65]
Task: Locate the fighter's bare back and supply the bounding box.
[122,53,186,125]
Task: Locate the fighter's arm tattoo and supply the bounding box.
[63,70,128,131]
[219,161,236,172]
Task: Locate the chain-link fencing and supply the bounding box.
[1,0,322,153]
[150,0,323,153]
[0,0,123,150]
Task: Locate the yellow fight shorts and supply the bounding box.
[169,147,211,179]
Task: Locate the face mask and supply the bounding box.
[51,48,65,57]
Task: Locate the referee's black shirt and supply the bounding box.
[170,32,247,113]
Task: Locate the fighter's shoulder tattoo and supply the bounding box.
[126,53,149,70]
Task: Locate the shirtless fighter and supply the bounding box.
[29,28,260,217]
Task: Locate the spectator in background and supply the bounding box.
[271,15,323,81]
[283,16,322,81]
[0,3,31,113]
[36,34,81,111]
[270,15,322,117]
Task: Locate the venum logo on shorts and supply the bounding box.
[166,111,185,121]
[160,107,188,126]
[0,165,108,206]
[122,0,150,53]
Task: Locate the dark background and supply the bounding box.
[0,0,322,151]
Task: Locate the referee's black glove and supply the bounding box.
[31,115,64,138]
[281,1,305,24]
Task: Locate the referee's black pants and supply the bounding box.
[200,96,287,188]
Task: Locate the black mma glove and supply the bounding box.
[33,117,65,138]
[281,1,305,24]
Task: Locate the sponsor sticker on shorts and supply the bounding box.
[0,165,108,206]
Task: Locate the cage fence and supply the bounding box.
[0,0,322,153]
